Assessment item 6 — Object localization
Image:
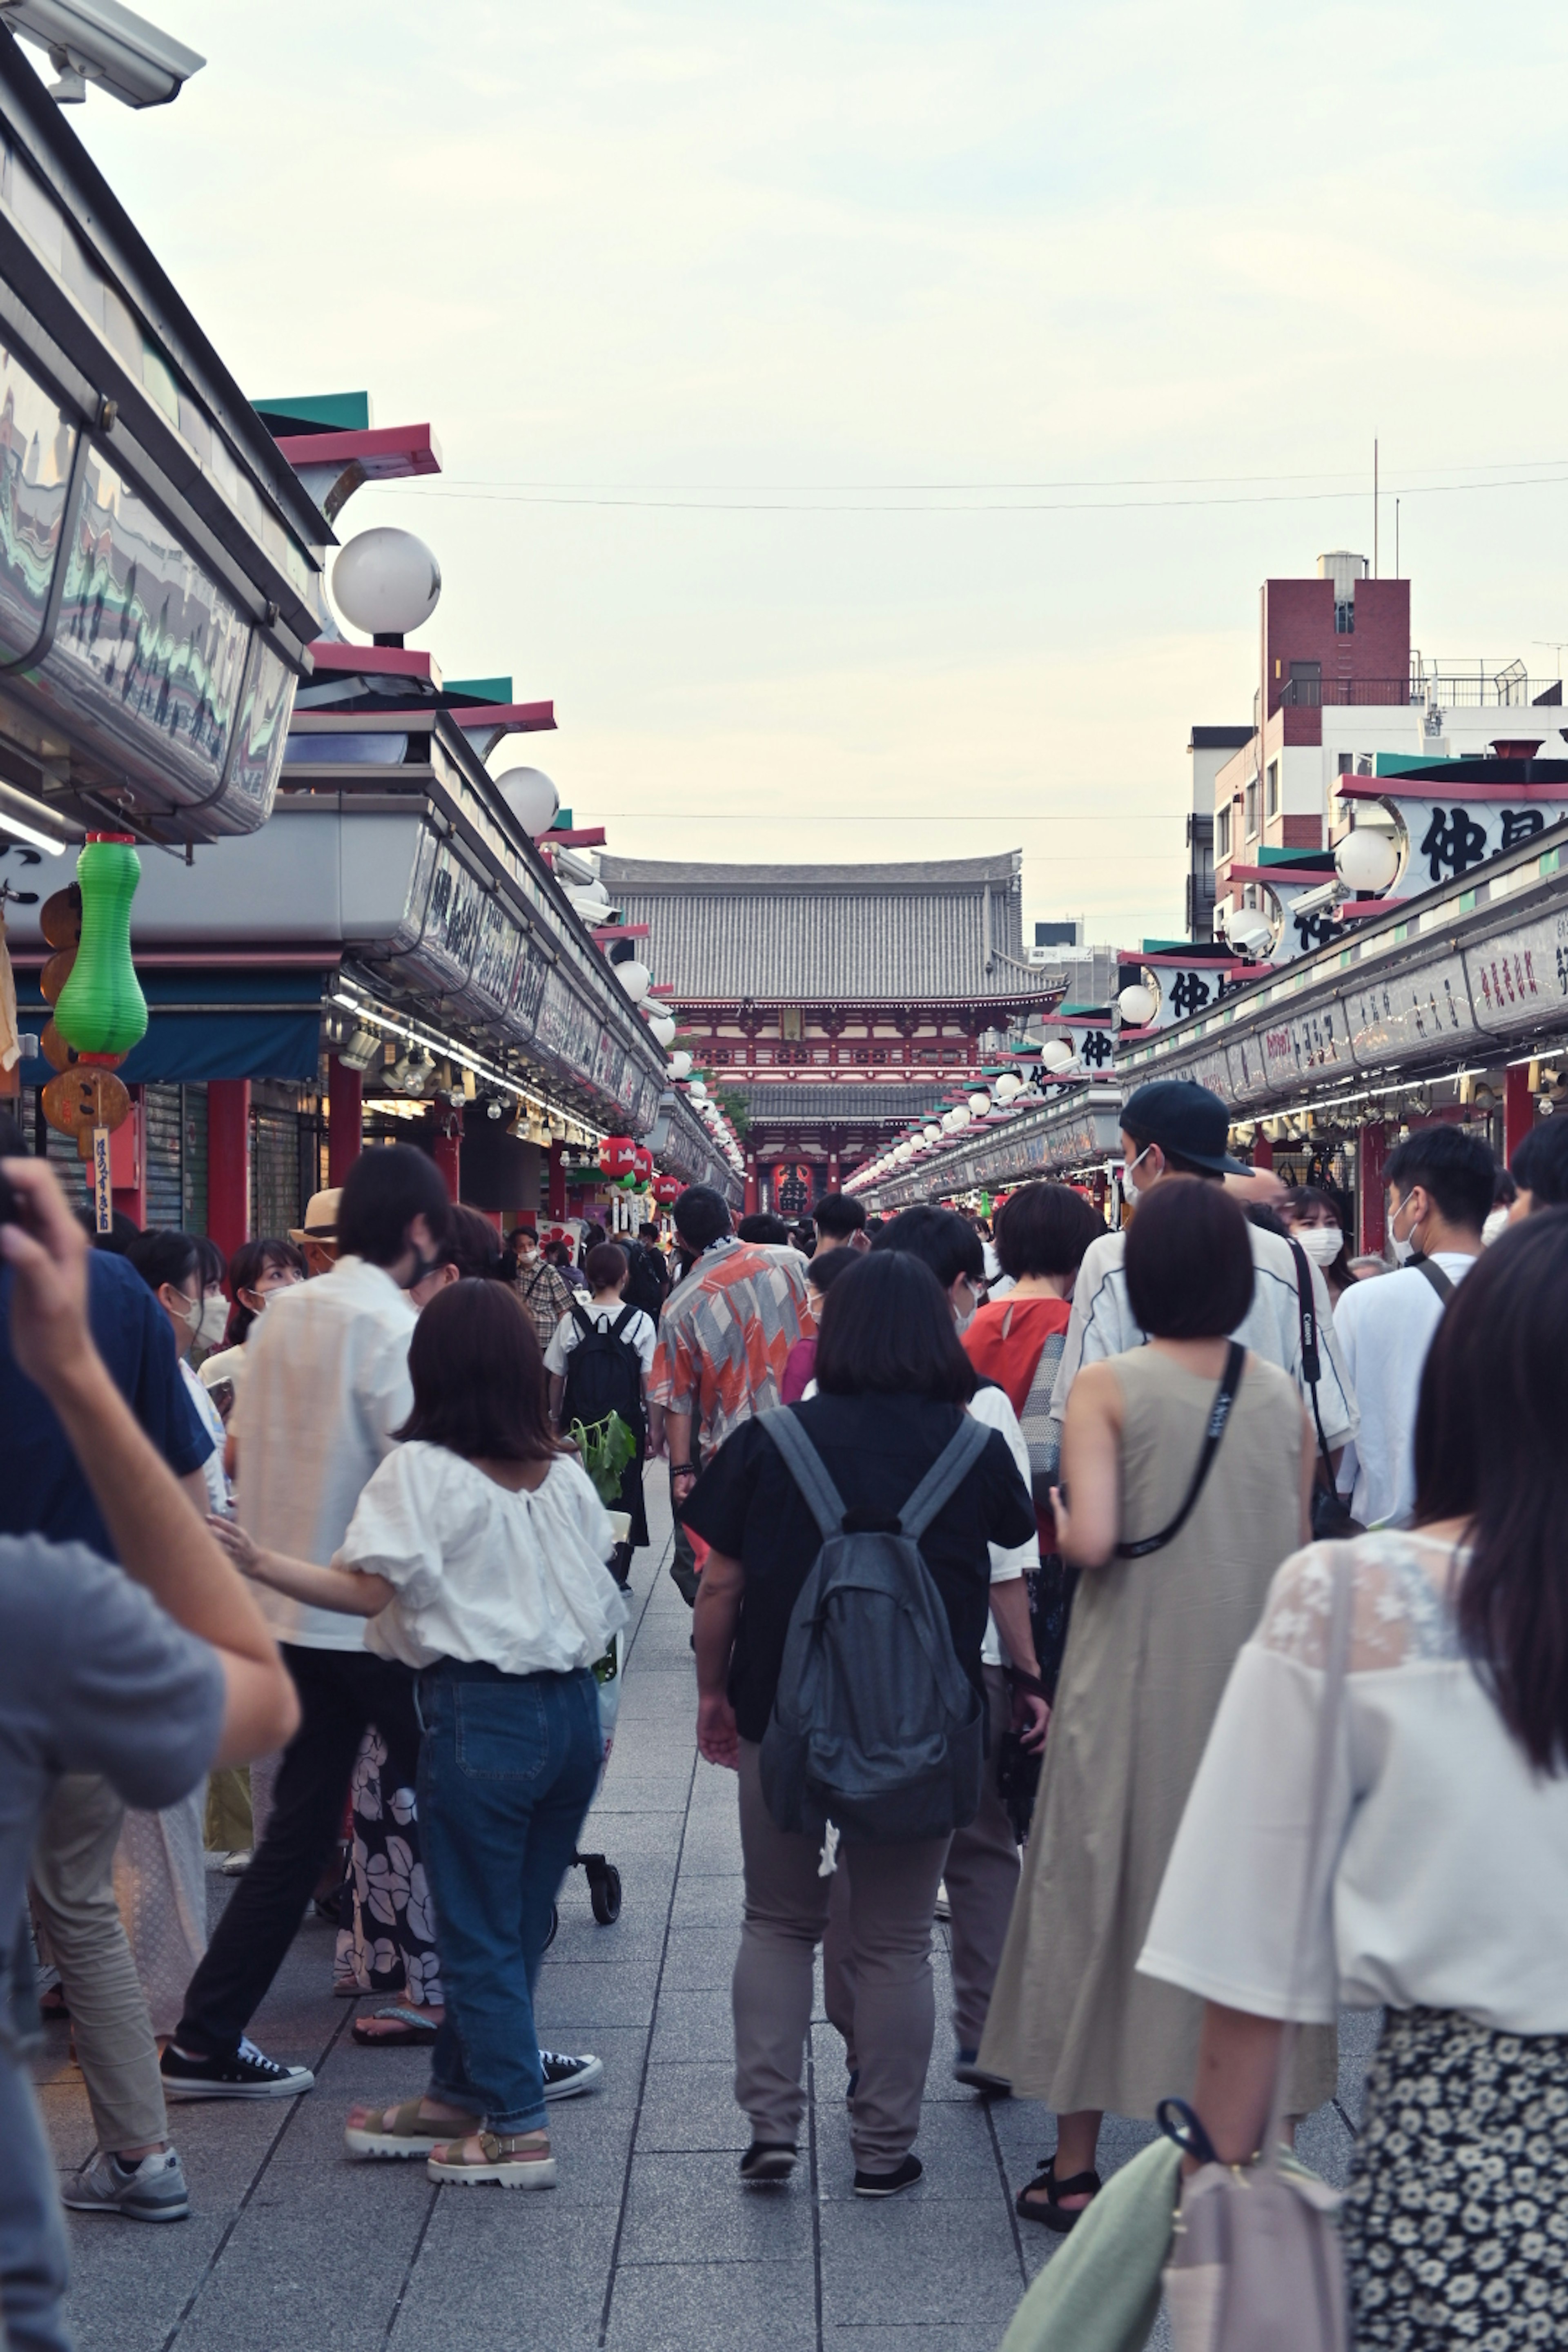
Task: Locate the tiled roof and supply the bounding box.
[599,853,1049,1002]
[737,1084,939,1127]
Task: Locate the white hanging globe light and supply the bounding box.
[967,1088,991,1118]
[923,1123,942,1143]
[949,1102,971,1128]
[668,1050,693,1080]
[1042,1038,1077,1073]
[614,960,652,1003]
[332,528,441,638]
[494,767,559,839]
[994,1073,1022,1105]
[1334,826,1401,894]
[687,1076,707,1099]
[1118,982,1159,1028]
[648,1011,677,1048]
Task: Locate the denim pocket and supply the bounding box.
[453,1679,550,1783]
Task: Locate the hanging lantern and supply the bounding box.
[52,835,147,1064]
[652,1172,681,1207]
[598,1134,637,1180]
[632,1145,654,1184]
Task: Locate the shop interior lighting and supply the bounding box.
[331,985,606,1145]
[0,806,67,856]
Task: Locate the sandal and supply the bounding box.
[1016,2157,1101,2232]
[428,2129,556,2189]
[352,2005,438,2047]
[344,2099,452,2159]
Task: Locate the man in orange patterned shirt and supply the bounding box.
[650,1187,813,1604]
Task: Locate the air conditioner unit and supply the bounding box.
[1026,944,1052,967]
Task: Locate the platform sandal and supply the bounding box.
[1015,2156,1101,2231]
[427,2128,556,2188]
[344,2099,450,2159]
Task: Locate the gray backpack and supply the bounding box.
[757,1408,990,1843]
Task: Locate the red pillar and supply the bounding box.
[327,1055,363,1188]
[109,1086,147,1228]
[744,1150,759,1215]
[1250,1131,1274,1170]
[1357,1118,1388,1258]
[547,1138,566,1218]
[1504,1062,1534,1165]
[208,1080,252,1262]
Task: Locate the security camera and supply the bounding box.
[0,0,204,107]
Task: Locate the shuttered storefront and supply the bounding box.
[250,1085,325,1242]
[144,1084,208,1234]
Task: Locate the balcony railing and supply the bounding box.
[1279,672,1565,711]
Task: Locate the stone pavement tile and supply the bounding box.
[1296,2097,1354,2187]
[668,1872,746,1929]
[394,2197,616,2352]
[606,2256,818,2348]
[638,2060,749,2152]
[56,2210,235,2352]
[619,2147,815,2264]
[34,2071,99,2172]
[576,1806,686,1859]
[823,2328,1023,2352]
[532,1958,663,2028]
[1337,2003,1381,2123]
[660,1924,743,1990]
[814,2089,1011,2202]
[648,1983,735,2062]
[542,1900,672,1966]
[818,2195,1024,2330]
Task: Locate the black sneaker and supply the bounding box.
[853,2154,923,2198]
[161,2037,314,2100]
[739,2141,797,2185]
[540,2050,603,2101]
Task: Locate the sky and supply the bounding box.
[62,0,1568,953]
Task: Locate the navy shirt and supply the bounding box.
[0,1250,212,1558]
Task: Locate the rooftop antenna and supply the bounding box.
[1373,438,1379,578]
[1534,641,1568,682]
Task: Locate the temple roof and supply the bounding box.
[599,853,1050,1002]
[737,1084,940,1127]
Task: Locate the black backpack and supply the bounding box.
[558,1303,644,1438]
[621,1242,669,1324]
[757,1408,990,1844]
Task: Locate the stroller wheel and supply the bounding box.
[589,1865,622,1926]
[543,1902,559,1950]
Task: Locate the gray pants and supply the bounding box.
[824,1667,1018,2065]
[0,1931,71,2352]
[31,1776,168,2154]
[733,1740,947,2172]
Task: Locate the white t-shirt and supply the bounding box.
[1139,1533,1568,2034]
[336,1443,628,1678]
[1049,1218,1358,1450]
[180,1359,229,1516]
[967,1381,1040,1666]
[1331,1253,1478,1527]
[235,1256,416,1652]
[543,1301,657,1379]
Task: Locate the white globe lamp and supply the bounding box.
[687,1077,706,1100]
[1042,1038,1077,1074]
[967,1088,991,1118]
[923,1123,942,1143]
[614,960,652,1003]
[994,1073,1022,1105]
[950,1102,971,1129]
[668,1050,693,1080]
[332,528,441,640]
[1334,826,1401,895]
[648,1012,677,1049]
[494,767,559,839]
[1118,982,1159,1028]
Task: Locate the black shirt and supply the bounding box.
[684,1392,1036,1743]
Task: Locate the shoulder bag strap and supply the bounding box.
[610,1304,638,1340]
[898,1411,994,1541]
[1261,1546,1355,2171]
[569,1300,595,1342]
[758,1406,851,1541]
[1114,1341,1246,1559]
[1411,1255,1456,1304]
[1287,1236,1341,1489]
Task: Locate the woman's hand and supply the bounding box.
[207,1515,262,1576]
[697,1692,740,1770]
[1012,1688,1050,1753]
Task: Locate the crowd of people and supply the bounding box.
[3,1070,1568,2348]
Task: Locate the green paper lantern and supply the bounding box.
[53,835,148,1063]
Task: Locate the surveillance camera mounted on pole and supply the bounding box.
[0,0,203,107]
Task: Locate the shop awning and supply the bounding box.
[15,969,329,1085]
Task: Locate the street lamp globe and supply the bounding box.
[332,528,441,638]
[495,767,559,838]
[1118,982,1159,1028]
[614,960,653,1003]
[1335,826,1401,894]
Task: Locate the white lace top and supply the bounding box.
[1138,1533,1568,2034]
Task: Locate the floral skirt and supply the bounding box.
[1343,2005,1568,2348]
[333,1724,443,2009]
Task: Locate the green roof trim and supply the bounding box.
[1139,938,1191,952]
[445,676,513,703]
[1255,846,1335,867]
[252,390,372,434]
[1372,751,1456,776]
[1057,1002,1110,1017]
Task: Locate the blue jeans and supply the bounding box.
[416,1662,601,2135]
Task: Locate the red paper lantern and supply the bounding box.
[632,1145,654,1184]
[598,1135,637,1179]
[652,1172,681,1207]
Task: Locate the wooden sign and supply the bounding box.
[91,1126,112,1233]
[42,1065,130,1143]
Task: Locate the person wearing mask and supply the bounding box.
[685,1252,1045,2196]
[214,1281,624,2183]
[515,1225,578,1348]
[1139,1213,1568,2346]
[1050,1080,1357,1463]
[1333,1126,1494,1529]
[545,1239,656,1585]
[811,1193,868,1256]
[159,1145,451,2100]
[1508,1113,1568,1219]
[0,1118,217,2232]
[1279,1186,1354,1303]
[649,1187,813,1606]
[862,1204,1045,2090]
[981,1177,1332,2229]
[198,1238,306,1423]
[0,1150,297,2335]
[778,1246,858,1405]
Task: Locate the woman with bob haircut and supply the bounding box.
[213,1279,627,2190]
[980,1177,1330,2230]
[1141,1210,1568,2346]
[684,1249,1044,2200]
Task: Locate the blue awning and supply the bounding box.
[16,969,329,1085]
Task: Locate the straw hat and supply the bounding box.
[289,1187,342,1247]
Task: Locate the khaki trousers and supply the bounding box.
[30,1776,167,2154]
[733,1740,947,2172]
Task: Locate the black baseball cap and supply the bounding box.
[1120,1079,1246,1177]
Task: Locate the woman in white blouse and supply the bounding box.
[1139,1212,1568,2348]
[215,1279,628,2192]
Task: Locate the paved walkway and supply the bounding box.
[37,1473,1374,2352]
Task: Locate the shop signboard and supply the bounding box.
[466,892,521,1022]
[1463,911,1568,1039]
[1346,955,1476,1067]
[1393,798,1559,891]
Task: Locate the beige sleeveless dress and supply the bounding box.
[978,1345,1336,2119]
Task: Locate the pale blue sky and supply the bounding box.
[72,1,1568,950]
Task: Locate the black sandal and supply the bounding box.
[1015,2156,1101,2232]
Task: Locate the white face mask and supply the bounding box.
[1294,1226,1342,1268]
[1481,1206,1511,1247]
[1387,1194,1419,1265]
[1122,1145,1156,1204]
[196,1296,229,1348]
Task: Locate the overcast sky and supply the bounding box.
[70,1,1568,951]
